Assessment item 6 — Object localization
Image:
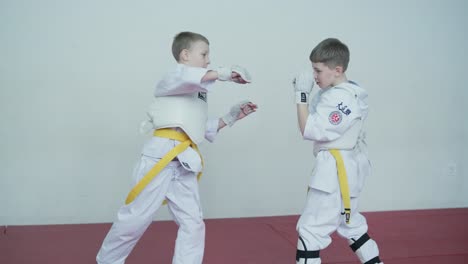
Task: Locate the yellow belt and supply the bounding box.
[125,128,204,205]
[329,149,351,224]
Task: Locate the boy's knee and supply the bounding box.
[180,218,205,236]
[193,219,205,234]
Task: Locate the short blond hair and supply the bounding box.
[171,32,209,61]
[310,38,350,72]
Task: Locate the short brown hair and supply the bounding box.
[310,38,350,72]
[172,32,209,61]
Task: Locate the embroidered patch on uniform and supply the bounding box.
[198,92,207,102]
[337,102,352,115]
[329,111,342,125]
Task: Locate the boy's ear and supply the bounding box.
[180,49,189,62]
[335,65,344,75]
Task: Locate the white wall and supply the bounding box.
[1,0,467,225]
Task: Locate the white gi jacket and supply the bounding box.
[141,64,220,172]
[304,81,371,197]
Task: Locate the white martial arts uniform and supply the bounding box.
[296,81,383,264]
[97,64,220,264]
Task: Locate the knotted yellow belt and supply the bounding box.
[329,149,351,224]
[125,128,204,205]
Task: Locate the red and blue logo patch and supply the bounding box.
[328,111,342,125]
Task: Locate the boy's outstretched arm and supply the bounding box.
[201,70,219,82]
[204,101,258,142]
[202,65,252,84]
[217,101,258,131]
[156,65,252,97]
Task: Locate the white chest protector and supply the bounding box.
[147,92,208,144]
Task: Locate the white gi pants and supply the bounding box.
[96,155,205,264]
[296,188,381,264]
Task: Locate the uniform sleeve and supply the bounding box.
[155,64,215,96]
[204,118,219,143]
[303,89,361,142]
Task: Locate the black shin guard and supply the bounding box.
[349,233,381,264]
[296,236,320,263]
[364,256,382,264]
[350,233,371,252]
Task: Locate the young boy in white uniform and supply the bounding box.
[293,38,383,264]
[96,31,257,264]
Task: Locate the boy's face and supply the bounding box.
[312,62,341,89]
[183,40,210,68]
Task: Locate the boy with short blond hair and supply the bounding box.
[293,38,383,264]
[96,31,257,264]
